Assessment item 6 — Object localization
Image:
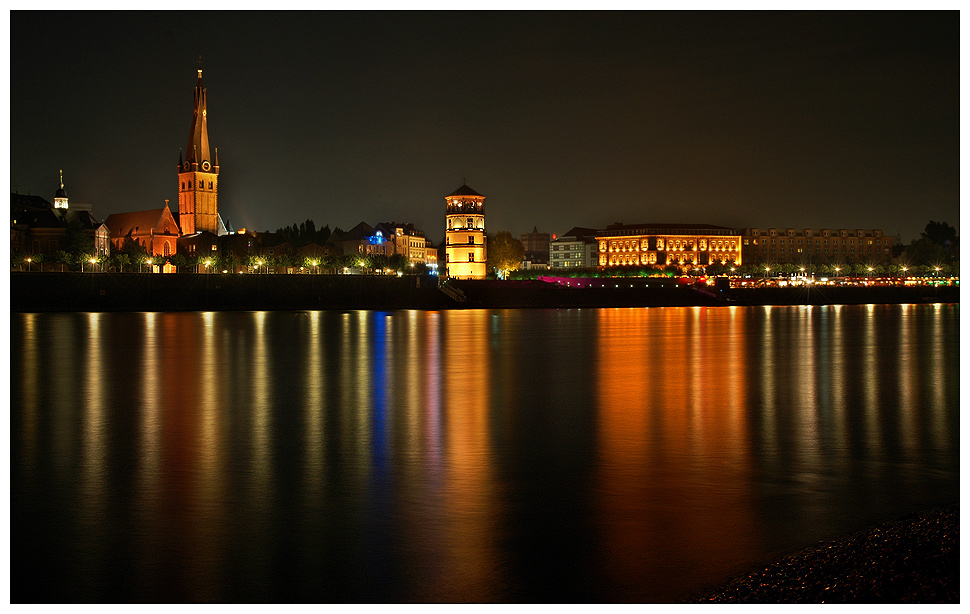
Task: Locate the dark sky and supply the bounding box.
[11,11,959,244]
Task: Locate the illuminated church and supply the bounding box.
[178,66,226,236]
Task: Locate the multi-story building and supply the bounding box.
[739,228,893,266]
[550,226,600,269]
[327,221,394,262]
[444,184,486,279]
[520,226,550,266]
[11,174,110,263]
[375,221,435,266]
[596,223,742,268]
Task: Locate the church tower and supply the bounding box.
[444,184,487,279]
[177,66,219,235]
[53,169,68,209]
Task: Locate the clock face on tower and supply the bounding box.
[202,160,211,171]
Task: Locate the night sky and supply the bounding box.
[10,11,959,244]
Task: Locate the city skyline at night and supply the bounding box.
[10,11,959,245]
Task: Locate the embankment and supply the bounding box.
[10,272,959,312]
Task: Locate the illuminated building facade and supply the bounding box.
[596,223,741,269]
[740,228,893,265]
[177,67,221,235]
[444,184,486,279]
[375,222,436,266]
[105,206,180,261]
[550,227,599,269]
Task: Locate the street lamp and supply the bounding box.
[89,257,98,273]
[311,259,319,274]
[26,257,31,272]
[256,260,264,274]
[204,258,212,273]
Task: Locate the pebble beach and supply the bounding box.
[692,506,959,603]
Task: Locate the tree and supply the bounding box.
[66,217,94,256]
[388,253,408,272]
[903,220,958,266]
[55,250,73,272]
[112,253,131,272]
[486,231,525,278]
[118,235,147,258]
[368,253,389,273]
[168,253,186,273]
[922,221,957,249]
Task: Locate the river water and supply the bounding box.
[10,304,959,602]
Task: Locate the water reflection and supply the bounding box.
[595,307,756,600]
[10,305,959,603]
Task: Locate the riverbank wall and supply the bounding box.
[10,272,959,312]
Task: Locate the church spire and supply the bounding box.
[177,61,220,236]
[184,64,211,170]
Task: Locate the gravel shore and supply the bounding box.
[692,506,959,603]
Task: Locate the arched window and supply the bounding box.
[163,242,172,256]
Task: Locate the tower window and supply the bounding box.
[199,181,204,189]
[468,253,475,262]
[208,182,213,189]
[468,235,474,245]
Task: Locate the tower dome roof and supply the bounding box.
[449,184,483,197]
[54,169,68,199]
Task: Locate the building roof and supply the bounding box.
[13,206,63,228]
[105,207,179,239]
[558,226,601,240]
[600,222,738,236]
[448,184,483,197]
[329,221,375,243]
[62,209,103,230]
[11,192,54,211]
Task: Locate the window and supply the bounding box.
[468,253,475,262]
[164,242,172,256]
[468,235,474,245]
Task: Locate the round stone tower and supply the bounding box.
[444,184,486,279]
